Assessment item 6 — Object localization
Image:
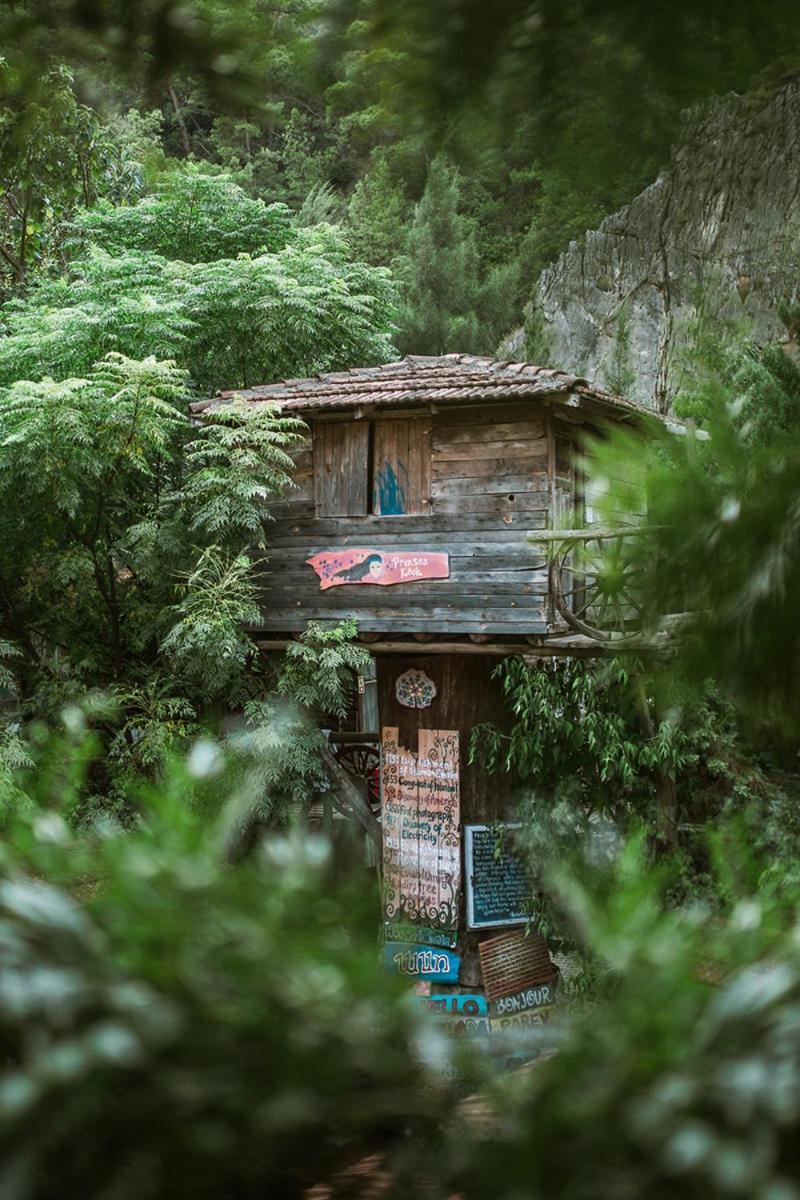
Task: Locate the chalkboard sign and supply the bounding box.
[465,824,531,930]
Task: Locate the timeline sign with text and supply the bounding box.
[382,727,461,930]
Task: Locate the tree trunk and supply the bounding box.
[167,81,192,157]
[633,677,679,852]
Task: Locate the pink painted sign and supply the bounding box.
[382,727,461,931]
[306,548,449,591]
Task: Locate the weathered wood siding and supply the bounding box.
[376,652,517,985]
[258,402,561,635]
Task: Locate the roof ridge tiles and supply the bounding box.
[198,355,653,422]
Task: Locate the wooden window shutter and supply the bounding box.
[313,420,369,517]
[372,418,431,515]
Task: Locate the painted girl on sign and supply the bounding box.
[306,548,449,591]
[333,553,383,582]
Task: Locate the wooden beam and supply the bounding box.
[531,525,649,542]
[254,637,645,658]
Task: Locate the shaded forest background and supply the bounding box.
[5,6,800,1199]
[5,0,800,360]
[2,0,800,824]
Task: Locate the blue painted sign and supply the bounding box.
[422,993,488,1017]
[384,942,461,982]
[444,1015,490,1039]
[384,921,457,949]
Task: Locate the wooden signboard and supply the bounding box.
[422,993,488,1017]
[489,981,556,1019]
[478,930,554,1002]
[384,942,461,982]
[444,1015,491,1039]
[307,549,449,590]
[382,728,460,930]
[490,1006,554,1034]
[384,921,458,949]
[465,823,531,929]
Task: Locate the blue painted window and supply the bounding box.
[372,418,431,516]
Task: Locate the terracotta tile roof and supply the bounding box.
[191,353,652,422]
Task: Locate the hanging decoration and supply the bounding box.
[395,668,437,709]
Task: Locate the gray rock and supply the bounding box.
[524,78,800,412]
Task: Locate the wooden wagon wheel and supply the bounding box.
[550,530,647,642]
[332,742,381,813]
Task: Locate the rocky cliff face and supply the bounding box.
[514,78,800,412]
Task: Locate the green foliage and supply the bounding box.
[180,402,305,543]
[587,336,800,726]
[0,64,99,290]
[72,170,294,262]
[178,224,397,392]
[296,180,346,228]
[108,681,197,778]
[471,657,688,817]
[233,700,332,823]
[274,619,374,721]
[161,550,262,703]
[215,621,376,829]
[6,718,800,1199]
[0,226,397,394]
[347,0,800,229]
[448,823,800,1200]
[0,728,452,1199]
[0,352,300,723]
[0,249,192,383]
[470,657,775,878]
[346,153,410,266]
[395,156,482,355]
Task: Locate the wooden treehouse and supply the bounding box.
[196,354,677,1003]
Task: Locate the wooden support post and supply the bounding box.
[357,658,379,734]
[545,409,557,626]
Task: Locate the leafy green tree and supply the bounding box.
[0,225,397,393]
[470,655,769,858]
[0,352,302,714]
[72,169,293,262]
[581,332,800,729]
[227,620,375,838]
[0,65,99,290]
[181,224,396,390]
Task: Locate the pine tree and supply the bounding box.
[395,155,482,355]
[346,154,409,266]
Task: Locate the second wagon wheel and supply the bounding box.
[332,742,381,814]
[551,530,647,642]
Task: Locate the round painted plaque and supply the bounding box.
[395,669,437,709]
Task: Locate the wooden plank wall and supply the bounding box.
[259,402,558,635]
[313,421,370,516]
[373,418,431,515]
[376,652,518,986]
[581,428,647,527]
